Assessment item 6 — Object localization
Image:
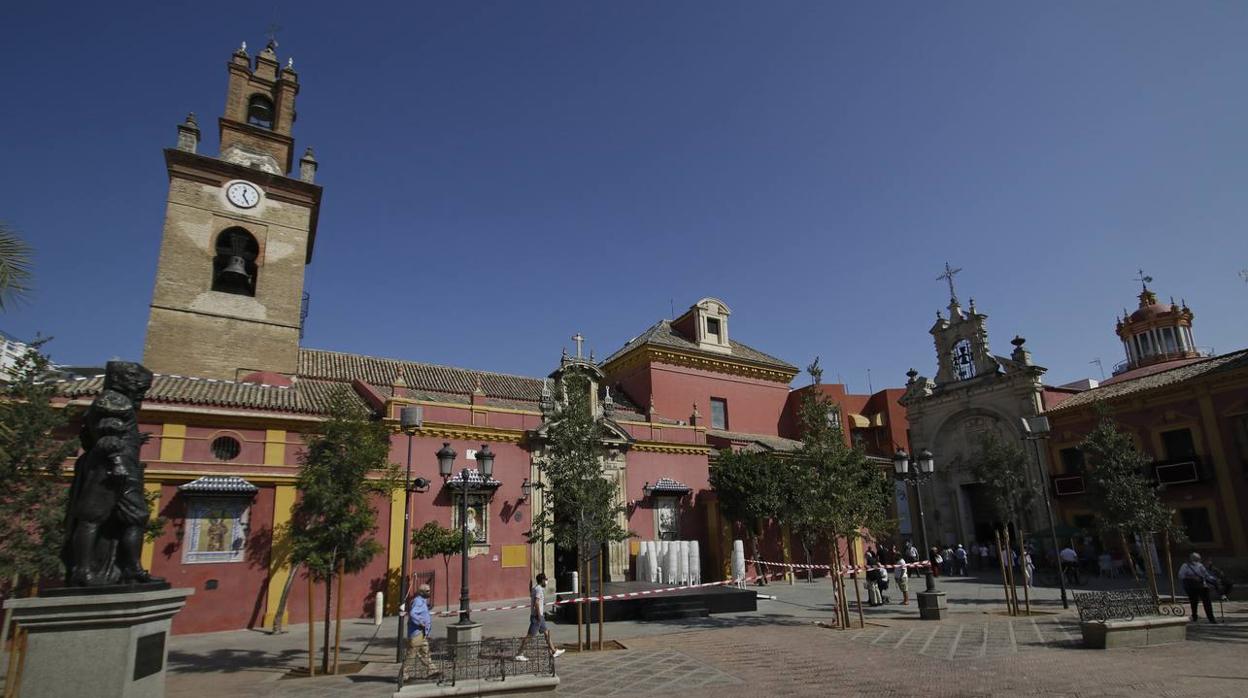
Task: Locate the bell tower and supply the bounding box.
[143,41,322,380]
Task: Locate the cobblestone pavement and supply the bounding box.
[154,574,1247,697]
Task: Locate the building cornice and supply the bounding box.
[604,346,798,384]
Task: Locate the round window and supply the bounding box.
[211,436,241,461]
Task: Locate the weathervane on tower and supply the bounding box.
[1134,268,1153,291]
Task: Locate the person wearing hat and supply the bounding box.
[515,573,565,661]
[405,583,439,678]
[1178,553,1219,623]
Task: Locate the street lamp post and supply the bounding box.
[1021,415,1069,609]
[440,443,494,626]
[396,408,433,665]
[894,447,946,619]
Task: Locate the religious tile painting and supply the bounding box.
[182,497,251,563]
[453,494,488,544]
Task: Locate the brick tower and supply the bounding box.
[143,41,322,380]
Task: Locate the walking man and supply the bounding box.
[1059,544,1081,585]
[1179,553,1219,623]
[404,583,438,679]
[516,573,566,661]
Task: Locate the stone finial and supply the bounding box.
[647,396,657,422]
[968,297,976,313]
[287,57,294,70]
[176,112,200,153]
[906,368,918,385]
[473,375,485,396]
[1010,335,1033,367]
[237,40,248,55]
[589,349,595,362]
[299,147,318,183]
[690,402,701,427]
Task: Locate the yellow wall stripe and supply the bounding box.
[262,485,297,628]
[264,429,287,465]
[386,488,406,614]
[140,482,162,571]
[159,423,186,462]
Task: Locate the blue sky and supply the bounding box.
[2,1,1245,390]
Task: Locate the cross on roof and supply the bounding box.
[937,262,962,303]
[265,21,282,49]
[1134,268,1154,290]
[572,333,584,358]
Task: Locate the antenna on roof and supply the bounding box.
[670,298,675,320]
[1090,358,1105,380]
[867,368,873,394]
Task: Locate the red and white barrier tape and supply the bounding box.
[746,558,931,575]
[431,571,786,618]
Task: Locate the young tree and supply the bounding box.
[785,360,894,628]
[289,387,398,673]
[410,520,463,612]
[1080,408,1168,585]
[970,431,1035,529]
[528,373,629,646]
[708,448,782,582]
[0,343,79,590]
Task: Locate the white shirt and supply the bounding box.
[1060,547,1078,563]
[531,583,545,616]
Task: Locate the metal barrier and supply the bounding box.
[399,637,557,689]
[1073,588,1186,623]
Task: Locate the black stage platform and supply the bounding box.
[554,581,756,623]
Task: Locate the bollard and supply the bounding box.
[375,592,384,625]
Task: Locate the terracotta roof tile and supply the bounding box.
[601,320,797,372]
[54,373,360,415]
[1045,349,1248,414]
[299,348,547,401]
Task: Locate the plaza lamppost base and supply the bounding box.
[446,621,482,660]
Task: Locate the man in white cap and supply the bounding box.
[404,583,439,678]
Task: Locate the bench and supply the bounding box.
[1074,589,1188,649]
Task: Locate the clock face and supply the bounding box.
[951,338,976,380]
[225,181,261,209]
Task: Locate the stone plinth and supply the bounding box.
[445,622,482,661]
[394,675,559,697]
[916,590,947,620]
[4,587,193,698]
[1080,617,1188,649]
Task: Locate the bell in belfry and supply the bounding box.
[216,254,252,294]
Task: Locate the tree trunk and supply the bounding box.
[333,558,344,675]
[443,556,452,613]
[1163,532,1176,603]
[1017,525,1032,616]
[597,551,604,651]
[322,567,333,674]
[271,562,300,634]
[749,532,766,585]
[1002,528,1019,615]
[803,542,813,583]
[847,539,865,629]
[1119,531,1139,581]
[307,572,316,676]
[1141,532,1159,605]
[994,529,1013,615]
[575,548,584,652]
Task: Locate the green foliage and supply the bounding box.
[0,222,32,311]
[144,488,168,543]
[410,520,462,562]
[0,342,78,581]
[1080,407,1174,538]
[784,364,894,547]
[708,448,782,539]
[969,431,1035,525]
[529,374,628,557]
[289,387,399,581]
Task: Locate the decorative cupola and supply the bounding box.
[671,298,732,355]
[1114,273,1200,374]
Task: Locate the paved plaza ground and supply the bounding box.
[155,571,1246,697]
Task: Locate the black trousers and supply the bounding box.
[1184,580,1216,621]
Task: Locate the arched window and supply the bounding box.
[247,94,275,129]
[212,228,259,296]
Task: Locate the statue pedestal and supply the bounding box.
[4,587,193,698]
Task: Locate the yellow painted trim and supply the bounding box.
[382,420,525,444]
[1197,392,1246,555]
[159,423,186,462]
[140,482,162,571]
[387,488,406,614]
[631,442,713,455]
[262,485,297,629]
[264,429,287,465]
[387,396,539,417]
[144,469,299,485]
